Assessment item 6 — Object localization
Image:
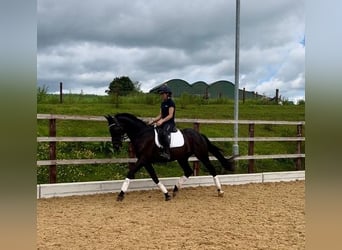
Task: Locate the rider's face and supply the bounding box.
[160,92,167,100]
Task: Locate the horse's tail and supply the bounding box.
[201,134,235,172]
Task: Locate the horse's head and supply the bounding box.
[105,115,125,152]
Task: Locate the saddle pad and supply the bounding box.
[154,129,185,148]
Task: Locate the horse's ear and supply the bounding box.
[104,114,111,121]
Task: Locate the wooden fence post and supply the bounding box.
[296,124,302,170]
[193,122,200,176]
[248,123,255,173]
[59,82,63,103]
[49,118,57,183]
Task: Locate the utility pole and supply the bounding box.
[233,0,240,156]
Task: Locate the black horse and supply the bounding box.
[105,113,235,201]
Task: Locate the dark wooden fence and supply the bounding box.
[37,114,305,183]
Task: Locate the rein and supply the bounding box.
[108,114,150,144]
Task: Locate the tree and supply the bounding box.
[105,76,139,96]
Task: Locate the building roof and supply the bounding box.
[149,79,258,99]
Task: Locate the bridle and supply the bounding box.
[108,123,118,128]
[108,116,128,146]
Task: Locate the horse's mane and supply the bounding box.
[115,113,147,127]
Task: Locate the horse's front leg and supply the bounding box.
[173,176,188,197]
[173,158,193,197]
[117,160,144,201]
[144,163,171,201]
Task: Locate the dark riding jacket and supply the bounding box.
[160,97,176,132]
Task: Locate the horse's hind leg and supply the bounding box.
[196,155,224,197]
[173,158,193,197]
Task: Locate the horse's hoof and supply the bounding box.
[165,193,172,201]
[172,186,179,197]
[218,190,224,197]
[117,194,125,201]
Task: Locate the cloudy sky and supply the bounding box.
[37,0,305,102]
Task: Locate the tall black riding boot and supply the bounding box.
[160,133,171,160]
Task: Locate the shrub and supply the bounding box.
[37,85,49,103]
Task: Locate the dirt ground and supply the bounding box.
[37,180,305,250]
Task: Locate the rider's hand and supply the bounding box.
[156,120,163,126]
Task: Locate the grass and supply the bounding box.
[37,93,305,183]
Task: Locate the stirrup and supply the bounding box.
[160,151,170,160]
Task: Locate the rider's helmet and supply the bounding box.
[158,85,172,96]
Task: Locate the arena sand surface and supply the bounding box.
[37,180,305,250]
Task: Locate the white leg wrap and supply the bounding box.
[213,175,222,190]
[177,175,188,189]
[157,182,168,194]
[121,178,130,193]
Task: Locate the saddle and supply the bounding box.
[154,128,185,148]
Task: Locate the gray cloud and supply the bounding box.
[38,0,305,101]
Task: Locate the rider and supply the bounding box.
[149,85,176,160]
